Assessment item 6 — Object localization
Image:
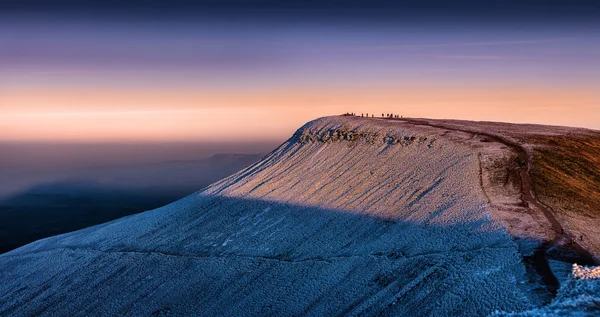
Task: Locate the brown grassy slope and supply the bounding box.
[526,132,600,258]
[528,134,600,218]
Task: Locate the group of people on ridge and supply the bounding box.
[343,112,403,119]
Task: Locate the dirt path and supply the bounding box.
[377,117,596,295]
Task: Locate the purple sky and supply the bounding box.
[1,13,599,142]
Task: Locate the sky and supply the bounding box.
[1,1,600,142]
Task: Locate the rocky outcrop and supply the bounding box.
[295,122,436,148]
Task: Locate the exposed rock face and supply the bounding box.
[295,123,436,148]
[1,116,591,316]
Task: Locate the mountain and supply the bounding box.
[0,116,598,316]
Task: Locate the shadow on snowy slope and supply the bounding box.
[0,194,552,316]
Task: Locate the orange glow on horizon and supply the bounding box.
[1,86,598,142]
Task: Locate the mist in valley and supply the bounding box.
[0,141,278,253]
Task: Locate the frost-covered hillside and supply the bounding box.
[0,116,588,316]
[494,264,600,316]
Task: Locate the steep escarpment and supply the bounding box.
[295,123,436,148]
[0,116,569,316]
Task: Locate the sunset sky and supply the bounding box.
[1,1,599,142]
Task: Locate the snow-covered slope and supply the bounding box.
[1,116,544,316]
[494,264,600,316]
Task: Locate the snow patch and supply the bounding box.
[572,264,600,280]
